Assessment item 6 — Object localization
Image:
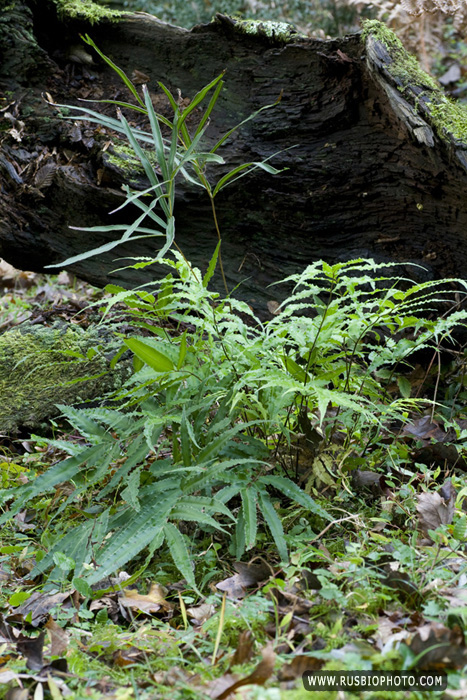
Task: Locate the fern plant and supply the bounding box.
[1,255,466,588]
[2,42,465,589]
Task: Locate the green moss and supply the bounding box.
[362,19,467,144]
[361,20,438,91]
[104,141,156,186]
[225,17,305,43]
[53,0,124,24]
[0,323,130,432]
[426,98,467,142]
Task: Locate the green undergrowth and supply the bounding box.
[1,40,467,698]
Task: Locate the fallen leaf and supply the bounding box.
[209,644,276,699]
[417,485,456,537]
[45,617,69,657]
[187,603,215,625]
[408,621,467,670]
[216,562,271,599]
[278,654,322,680]
[5,689,29,700]
[118,583,173,615]
[16,632,45,671]
[229,630,255,668]
[12,591,72,627]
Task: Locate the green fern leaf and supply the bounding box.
[241,488,258,550]
[164,522,197,590]
[258,492,288,563]
[84,489,180,585]
[259,475,331,521]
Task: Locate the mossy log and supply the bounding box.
[0,322,131,433]
[1,2,467,316]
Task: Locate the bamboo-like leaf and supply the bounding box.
[176,73,225,146]
[258,491,288,563]
[212,158,284,197]
[110,184,168,228]
[124,337,174,372]
[164,522,197,590]
[259,475,331,521]
[82,34,145,108]
[210,98,282,153]
[45,197,165,267]
[193,78,224,139]
[241,488,258,550]
[117,109,162,191]
[78,98,149,114]
[203,241,221,288]
[143,84,169,181]
[157,215,175,259]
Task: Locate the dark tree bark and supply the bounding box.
[1,2,466,315]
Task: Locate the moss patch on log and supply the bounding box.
[53,0,124,24]
[0,323,130,433]
[222,17,305,43]
[362,20,467,145]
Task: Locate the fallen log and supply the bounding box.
[1,2,467,316]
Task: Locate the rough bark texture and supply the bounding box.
[1,2,467,315]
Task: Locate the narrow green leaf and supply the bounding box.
[203,241,221,288]
[241,488,258,550]
[117,109,161,190]
[210,98,282,153]
[259,475,331,521]
[143,84,169,181]
[124,337,174,372]
[178,73,225,129]
[212,158,284,197]
[164,522,197,590]
[258,492,288,563]
[82,35,145,108]
[193,78,224,139]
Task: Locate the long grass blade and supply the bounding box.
[82,34,145,108]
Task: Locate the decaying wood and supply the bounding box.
[1,2,466,316]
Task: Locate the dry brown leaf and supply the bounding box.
[13,591,71,627]
[112,647,145,667]
[417,486,455,537]
[216,562,271,599]
[278,654,322,681]
[187,603,216,625]
[208,644,276,699]
[45,617,69,657]
[408,621,467,670]
[118,583,173,615]
[402,415,446,442]
[5,689,29,700]
[16,632,45,671]
[229,630,255,668]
